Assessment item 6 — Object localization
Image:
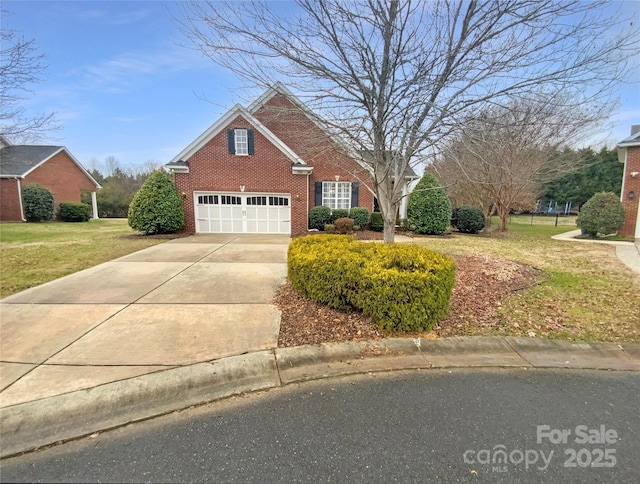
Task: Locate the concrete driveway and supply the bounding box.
[0,235,289,408]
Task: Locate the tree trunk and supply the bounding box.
[383,217,395,243]
[497,206,509,232]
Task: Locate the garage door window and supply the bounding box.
[247,196,267,206]
[220,195,241,205]
[269,196,289,206]
[198,195,219,204]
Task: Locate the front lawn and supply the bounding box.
[0,219,170,298]
[278,217,640,345]
[410,218,640,343]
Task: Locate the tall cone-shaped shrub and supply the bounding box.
[128,171,184,235]
[407,174,452,235]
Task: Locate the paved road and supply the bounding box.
[2,368,639,483]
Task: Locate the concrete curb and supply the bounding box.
[2,337,639,458]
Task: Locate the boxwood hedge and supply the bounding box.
[288,235,455,332]
[60,202,92,222]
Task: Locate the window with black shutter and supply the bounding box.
[228,129,255,155]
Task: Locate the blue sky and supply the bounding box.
[3,1,640,174]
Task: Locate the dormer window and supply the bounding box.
[228,129,254,155]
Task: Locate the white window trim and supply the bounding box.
[322,181,351,210]
[234,129,248,156]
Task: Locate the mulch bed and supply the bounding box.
[275,252,544,347]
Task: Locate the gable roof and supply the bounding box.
[249,84,374,177]
[617,130,640,148]
[0,145,101,188]
[168,104,307,166]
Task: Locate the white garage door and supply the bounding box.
[195,192,291,234]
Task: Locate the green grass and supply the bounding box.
[0,219,167,298]
[410,220,640,344]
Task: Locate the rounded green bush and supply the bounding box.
[60,202,92,222]
[309,205,331,230]
[288,235,455,332]
[452,205,485,234]
[355,244,456,332]
[330,208,349,223]
[288,235,362,309]
[128,171,184,235]
[22,184,54,222]
[576,192,625,238]
[407,174,452,235]
[349,207,370,228]
[370,212,384,231]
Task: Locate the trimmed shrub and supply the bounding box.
[22,184,54,222]
[330,208,350,223]
[452,205,485,234]
[407,174,452,234]
[60,202,91,222]
[288,235,362,309]
[310,206,331,230]
[335,217,354,234]
[371,212,384,231]
[349,207,370,228]
[354,243,456,332]
[128,171,184,235]
[324,224,336,234]
[288,235,455,332]
[450,207,459,229]
[576,192,625,238]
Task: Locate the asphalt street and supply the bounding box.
[2,368,639,483]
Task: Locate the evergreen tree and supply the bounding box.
[128,171,184,235]
[407,174,452,235]
[539,147,622,208]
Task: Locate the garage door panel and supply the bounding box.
[195,192,290,234]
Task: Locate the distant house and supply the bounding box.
[617,126,640,240]
[166,83,417,235]
[0,138,100,221]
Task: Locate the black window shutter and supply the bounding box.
[227,130,235,154]
[351,182,359,208]
[314,181,323,207]
[247,130,255,155]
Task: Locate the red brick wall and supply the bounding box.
[620,145,640,238]
[0,178,23,221]
[253,93,375,216]
[178,95,376,235]
[175,115,309,234]
[24,151,97,215]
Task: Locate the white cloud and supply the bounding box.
[76,46,204,93]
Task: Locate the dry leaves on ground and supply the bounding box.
[275,253,544,347]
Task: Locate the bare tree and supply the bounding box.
[432,96,594,231]
[178,0,638,242]
[0,11,59,143]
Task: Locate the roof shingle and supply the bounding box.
[0,145,63,177]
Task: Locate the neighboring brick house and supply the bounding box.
[0,139,100,221]
[166,84,417,236]
[617,125,640,240]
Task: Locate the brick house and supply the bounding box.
[617,125,640,240]
[166,84,417,236]
[0,137,100,221]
